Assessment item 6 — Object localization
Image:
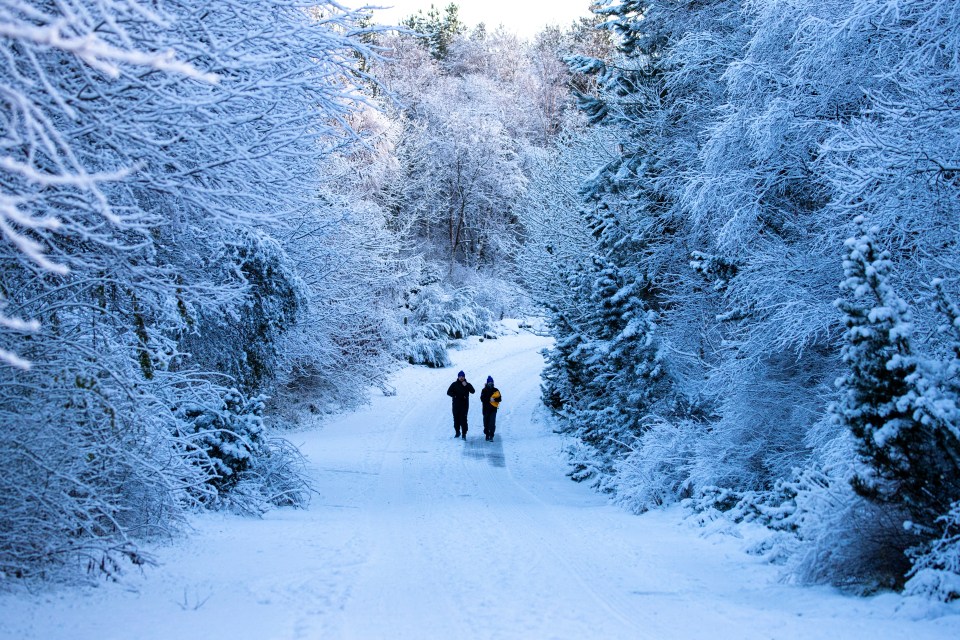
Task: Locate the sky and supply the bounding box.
[368,0,595,38]
[3,320,959,639]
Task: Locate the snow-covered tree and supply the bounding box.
[0,0,379,580]
[535,0,960,596]
[537,0,743,502]
[272,134,407,411]
[518,121,610,309]
[361,24,547,363]
[402,2,466,61]
[832,219,960,588]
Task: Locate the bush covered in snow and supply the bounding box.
[178,388,312,515]
[907,502,960,602]
[610,419,699,513]
[397,282,493,367]
[179,389,267,495]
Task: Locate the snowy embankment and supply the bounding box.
[1,321,958,640]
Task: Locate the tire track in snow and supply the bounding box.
[336,362,479,639]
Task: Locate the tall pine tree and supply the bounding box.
[543,0,700,488]
[834,218,960,540]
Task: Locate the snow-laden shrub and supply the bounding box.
[179,389,267,496]
[397,283,492,367]
[685,464,915,592]
[563,438,615,488]
[611,419,698,513]
[0,365,209,582]
[906,501,960,602]
[399,324,453,368]
[785,472,915,593]
[714,462,918,592]
[244,436,312,510]
[176,387,311,514]
[214,436,313,516]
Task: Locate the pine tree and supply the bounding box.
[834,218,960,533]
[541,0,704,483]
[402,3,466,61]
[904,280,960,601]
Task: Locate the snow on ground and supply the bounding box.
[2,321,959,639]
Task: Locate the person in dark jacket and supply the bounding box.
[480,376,502,442]
[446,370,475,439]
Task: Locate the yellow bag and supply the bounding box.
[490,390,502,409]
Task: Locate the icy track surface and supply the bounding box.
[2,322,959,639]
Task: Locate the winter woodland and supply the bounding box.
[1,0,959,604]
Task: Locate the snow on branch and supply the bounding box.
[0,3,218,81]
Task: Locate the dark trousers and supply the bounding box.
[453,407,468,436]
[483,410,497,438]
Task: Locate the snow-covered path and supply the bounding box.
[2,325,959,639]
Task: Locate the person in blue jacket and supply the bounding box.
[480,376,502,441]
[446,370,475,439]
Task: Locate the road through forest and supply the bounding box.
[2,325,958,639]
